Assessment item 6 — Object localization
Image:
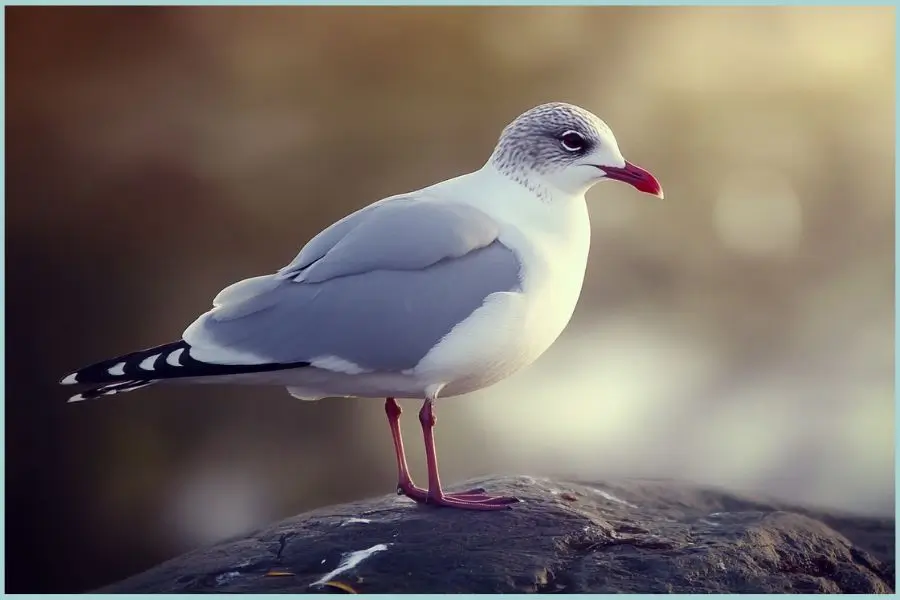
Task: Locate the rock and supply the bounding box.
[100,476,895,593]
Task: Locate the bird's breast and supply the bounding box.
[415,201,591,397]
[514,217,592,360]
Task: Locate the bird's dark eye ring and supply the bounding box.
[560,130,586,152]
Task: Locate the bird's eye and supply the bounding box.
[559,131,586,153]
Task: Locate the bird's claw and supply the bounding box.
[396,480,520,510]
[424,494,518,511]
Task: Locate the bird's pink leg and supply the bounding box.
[384,398,492,502]
[417,398,520,510]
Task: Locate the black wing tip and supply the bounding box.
[60,340,189,386]
[61,340,312,388]
[68,379,156,403]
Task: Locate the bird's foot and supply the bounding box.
[397,481,520,509]
[397,481,489,501]
[424,493,520,510]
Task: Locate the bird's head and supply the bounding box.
[489,102,663,199]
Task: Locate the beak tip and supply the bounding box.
[612,160,664,200]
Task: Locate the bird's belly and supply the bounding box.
[435,303,574,397]
[413,246,588,397]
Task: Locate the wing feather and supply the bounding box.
[184,197,522,371]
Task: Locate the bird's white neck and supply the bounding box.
[485,154,596,200]
[467,163,588,232]
[420,163,591,249]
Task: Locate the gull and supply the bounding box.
[61,102,663,511]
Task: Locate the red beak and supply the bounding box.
[599,161,664,198]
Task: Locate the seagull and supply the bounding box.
[61,102,663,511]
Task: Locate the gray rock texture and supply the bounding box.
[101,476,895,594]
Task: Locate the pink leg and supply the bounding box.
[384,398,492,502]
[417,398,520,510]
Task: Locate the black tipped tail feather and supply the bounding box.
[68,379,158,402]
[61,340,310,402]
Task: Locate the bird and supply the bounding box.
[61,102,663,511]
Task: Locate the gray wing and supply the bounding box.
[276,196,502,283]
[183,197,523,372]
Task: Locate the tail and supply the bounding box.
[60,340,310,403]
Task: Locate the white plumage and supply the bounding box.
[60,102,663,510]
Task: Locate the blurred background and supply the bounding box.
[5,5,895,593]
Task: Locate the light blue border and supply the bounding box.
[894,5,899,596]
[0,5,5,597]
[12,597,882,600]
[0,2,896,599]
[2,0,899,5]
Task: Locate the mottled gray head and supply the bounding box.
[489,102,663,199]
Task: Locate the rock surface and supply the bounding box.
[101,476,895,593]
